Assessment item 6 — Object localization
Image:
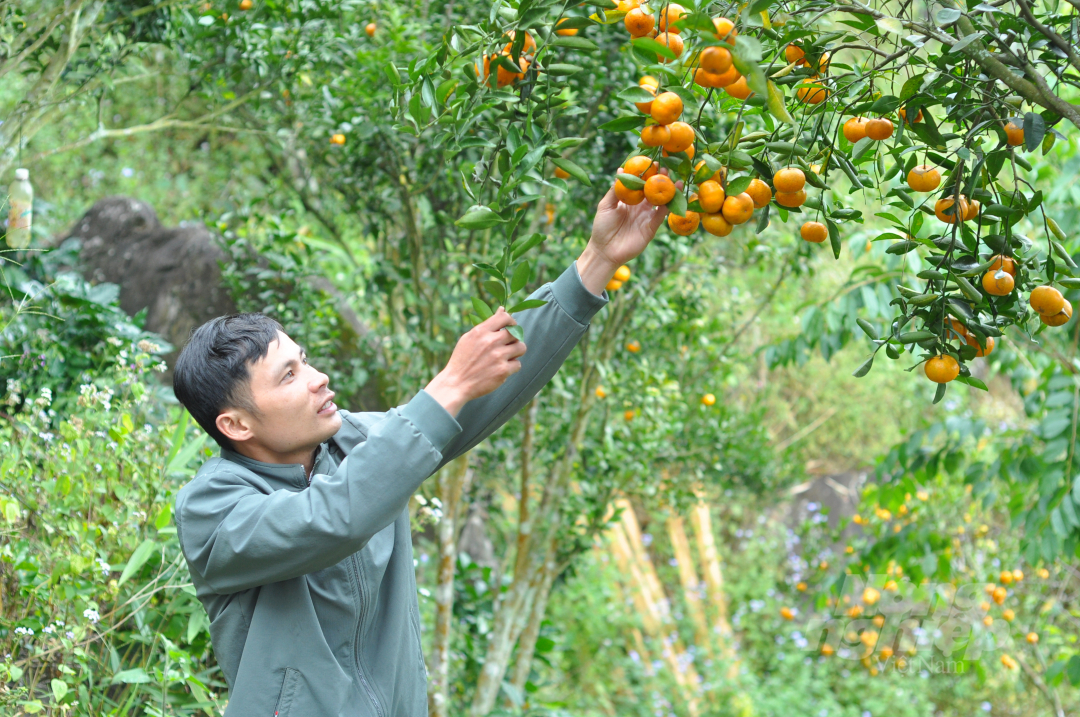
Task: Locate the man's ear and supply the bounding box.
[217,408,256,445]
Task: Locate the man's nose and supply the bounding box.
[309,368,330,391]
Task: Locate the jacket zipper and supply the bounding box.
[352,553,385,717]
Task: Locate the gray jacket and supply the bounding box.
[174,263,607,716]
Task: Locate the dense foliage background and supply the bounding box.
[3,0,1080,715]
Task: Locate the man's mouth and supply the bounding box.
[318,394,337,415]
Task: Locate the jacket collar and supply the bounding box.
[219,443,331,490]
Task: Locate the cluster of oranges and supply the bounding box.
[476,31,535,87]
[783,43,830,105]
[841,115,895,143]
[1029,284,1072,326]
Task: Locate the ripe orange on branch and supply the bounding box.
[989,255,1017,276]
[843,117,868,143]
[934,196,971,224]
[657,3,686,33]
[865,118,894,141]
[702,213,733,236]
[721,193,754,224]
[907,165,941,192]
[644,175,677,206]
[662,122,695,153]
[1029,285,1065,316]
[775,190,807,208]
[650,92,683,124]
[801,221,827,243]
[668,210,700,235]
[614,179,646,205]
[1004,119,1025,146]
[982,269,1015,296]
[785,44,807,66]
[554,18,579,36]
[796,78,828,104]
[700,46,733,74]
[697,181,725,213]
[640,124,671,147]
[364,21,375,36]
[1041,300,1073,326]
[724,77,753,100]
[925,355,960,383]
[624,7,655,37]
[635,85,657,114]
[712,16,737,44]
[746,179,772,208]
[773,167,806,193]
[623,155,658,179]
[655,32,684,62]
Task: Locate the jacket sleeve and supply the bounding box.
[435,261,608,468]
[175,391,462,594]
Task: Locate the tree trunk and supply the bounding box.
[427,454,472,717]
[508,550,558,697]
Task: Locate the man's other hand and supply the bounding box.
[424,308,527,416]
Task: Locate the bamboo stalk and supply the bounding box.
[689,497,740,680]
[666,515,712,658]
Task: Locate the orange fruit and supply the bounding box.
[773,167,806,193]
[1012,569,1024,582]
[934,196,970,224]
[614,179,646,205]
[655,32,684,62]
[502,30,537,55]
[700,46,733,74]
[1026,632,1039,644]
[616,0,639,10]
[662,121,695,153]
[982,269,1015,296]
[785,44,807,65]
[746,178,772,208]
[697,180,725,213]
[595,386,606,398]
[723,76,752,100]
[1005,119,1024,146]
[843,117,868,143]
[796,78,828,104]
[614,265,631,282]
[365,21,376,36]
[639,75,660,89]
[623,155,659,179]
[641,124,671,147]
[702,212,733,236]
[964,199,980,221]
[496,54,529,87]
[774,190,806,208]
[780,606,795,620]
[947,317,971,341]
[865,118,894,141]
[554,167,570,179]
[906,165,941,192]
[992,586,1008,605]
[650,92,683,124]
[815,52,831,74]
[924,355,959,383]
[624,7,655,38]
[606,279,623,291]
[1002,609,1015,622]
[624,409,635,421]
[712,65,741,88]
[635,84,657,114]
[661,143,694,160]
[240,0,253,9]
[658,3,686,33]
[800,221,827,243]
[330,133,346,145]
[694,68,723,89]
[644,174,677,205]
[898,107,923,124]
[721,192,754,224]
[701,393,716,406]
[1042,300,1073,326]
[554,18,579,36]
[966,334,995,357]
[1001,654,1018,670]
[668,210,700,235]
[1030,285,1065,316]
[626,339,641,352]
[694,161,725,184]
[713,16,737,44]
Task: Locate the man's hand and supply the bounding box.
[424,308,527,417]
[576,174,678,296]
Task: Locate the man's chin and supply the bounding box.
[319,409,343,439]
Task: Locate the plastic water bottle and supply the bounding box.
[7,168,33,249]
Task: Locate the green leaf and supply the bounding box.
[827,219,842,259]
[598,115,645,132]
[506,325,525,342]
[118,539,157,587]
[857,318,879,340]
[111,668,151,685]
[875,16,904,34]
[853,355,874,377]
[954,375,988,391]
[51,679,68,702]
[483,279,506,304]
[617,86,658,103]
[473,262,504,280]
[456,205,505,229]
[765,80,794,124]
[1024,112,1047,152]
[899,331,935,342]
[164,410,190,471]
[507,299,547,313]
[154,503,172,530]
[552,157,592,186]
[668,192,688,218]
[1067,655,1080,685]
[631,36,677,60]
[552,36,599,51]
[933,382,947,404]
[511,261,531,293]
[726,176,752,196]
[166,433,207,476]
[510,232,545,260]
[545,63,584,76]
[935,7,962,24]
[471,297,494,320]
[616,172,646,190]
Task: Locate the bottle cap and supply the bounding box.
[14,168,29,181]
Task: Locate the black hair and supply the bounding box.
[173,313,284,450]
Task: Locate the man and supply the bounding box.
[172,187,670,716]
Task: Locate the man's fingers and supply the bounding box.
[479,308,517,332]
[597,184,619,213]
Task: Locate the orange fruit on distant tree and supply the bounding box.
[1027,632,1039,644]
[554,18,579,36]
[606,279,623,291]
[982,269,1015,296]
[925,355,960,383]
[898,106,923,124]
[644,174,677,205]
[650,92,683,123]
[595,386,606,399]
[1030,285,1065,316]
[907,165,941,192]
[713,16,737,44]
[639,75,660,88]
[801,221,827,243]
[624,409,635,421]
[655,32,684,62]
[626,339,641,353]
[865,118,894,140]
[701,393,716,406]
[796,78,828,104]
[967,334,995,357]
[746,178,772,208]
[724,77,752,99]
[623,155,658,179]
[554,167,570,179]
[625,7,655,37]
[614,265,631,282]
[239,0,253,9]
[1002,609,1015,622]
[697,180,725,213]
[721,192,754,224]
[614,179,646,205]
[1005,119,1024,146]
[365,21,376,36]
[773,167,806,193]
[775,190,806,208]
[662,122,695,153]
[641,124,671,147]
[780,606,795,620]
[658,3,685,33]
[1042,300,1073,326]
[330,133,346,145]
[992,585,1008,604]
[934,196,970,224]
[843,117,868,143]
[635,84,657,114]
[668,209,700,235]
[700,46,733,74]
[702,212,733,236]
[785,44,807,65]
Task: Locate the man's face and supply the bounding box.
[222,331,342,459]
